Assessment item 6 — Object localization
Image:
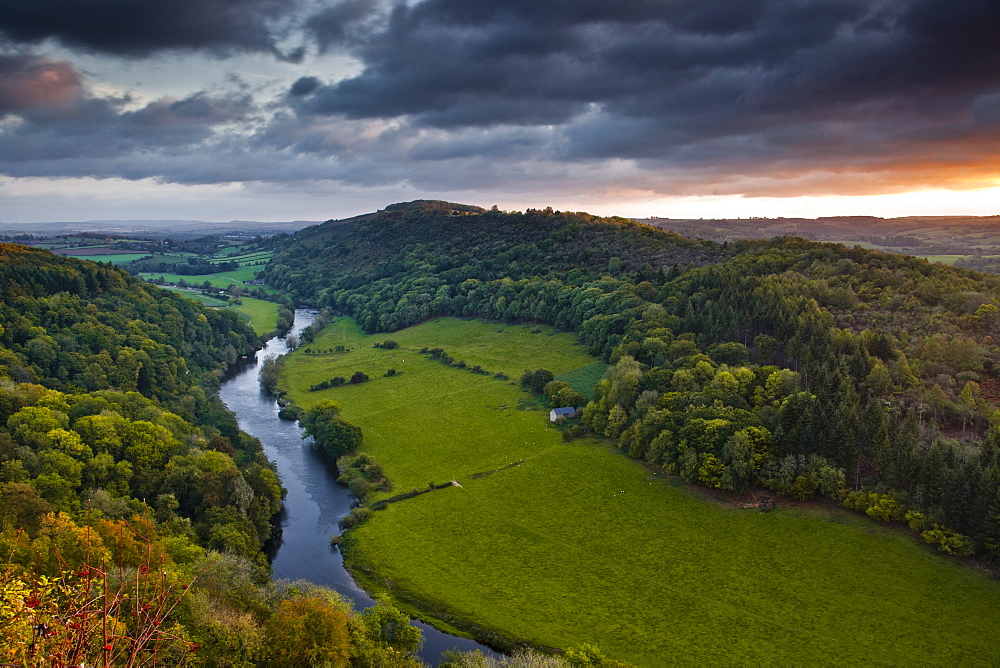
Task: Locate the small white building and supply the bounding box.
[549,406,577,422]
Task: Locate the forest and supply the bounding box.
[267,201,1000,561]
[0,245,442,666]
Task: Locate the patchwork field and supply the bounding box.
[140,265,260,287]
[280,317,1000,665]
[61,252,150,264]
[138,250,272,288]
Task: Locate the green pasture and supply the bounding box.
[281,318,596,495]
[217,246,264,257]
[345,444,1000,665]
[156,285,228,307]
[281,317,1000,665]
[139,265,260,288]
[556,361,606,397]
[64,252,150,264]
[291,317,595,382]
[226,251,272,263]
[225,297,279,335]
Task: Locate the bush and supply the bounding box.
[349,371,369,384]
[843,491,902,521]
[520,368,554,394]
[904,510,927,531]
[258,355,282,394]
[348,477,371,500]
[300,400,363,459]
[921,524,975,555]
[338,506,372,529]
[277,405,301,421]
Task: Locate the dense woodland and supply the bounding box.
[0,245,437,666]
[268,201,1000,561]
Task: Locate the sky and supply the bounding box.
[1,0,999,223]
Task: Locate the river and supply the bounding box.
[218,310,492,664]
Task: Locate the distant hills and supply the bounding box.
[643,215,1000,259]
[0,218,320,238]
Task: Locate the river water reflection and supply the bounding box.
[218,310,492,664]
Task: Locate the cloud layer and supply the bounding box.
[0,0,304,58]
[1,0,999,206]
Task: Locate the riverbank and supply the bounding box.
[218,311,494,663]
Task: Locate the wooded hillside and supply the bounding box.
[267,201,1000,561]
[0,246,427,665]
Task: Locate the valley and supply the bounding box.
[278,316,1000,664]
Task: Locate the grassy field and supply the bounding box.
[226,297,279,335]
[156,285,228,306]
[556,361,606,397]
[154,288,277,334]
[282,318,596,496]
[224,250,272,262]
[139,266,260,287]
[280,317,1000,665]
[63,252,150,264]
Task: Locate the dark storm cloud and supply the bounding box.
[290,76,322,97]
[0,0,300,57]
[295,0,874,124]
[293,0,1000,181]
[0,60,255,166]
[2,0,1000,200]
[305,0,385,53]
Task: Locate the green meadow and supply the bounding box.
[140,265,260,287]
[555,361,606,396]
[138,250,272,288]
[155,287,277,334]
[63,252,150,264]
[281,318,596,495]
[222,250,272,262]
[280,317,1000,665]
[226,297,280,335]
[156,285,229,306]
